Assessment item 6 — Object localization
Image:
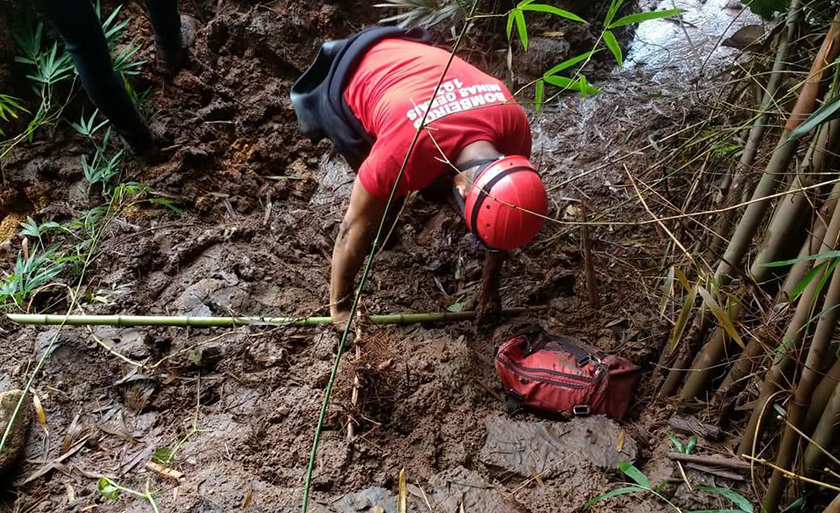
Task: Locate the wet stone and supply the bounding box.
[479,415,637,479]
[0,390,31,474]
[310,155,354,206]
[430,466,525,513]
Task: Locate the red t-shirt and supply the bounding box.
[344,39,531,201]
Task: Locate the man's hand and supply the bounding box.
[474,250,507,326]
[330,179,387,331]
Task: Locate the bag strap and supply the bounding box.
[514,325,605,366]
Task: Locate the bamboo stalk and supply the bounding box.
[706,0,802,261]
[717,190,836,398]
[716,5,840,283]
[805,359,840,433]
[764,263,840,513]
[803,377,840,478]
[6,306,548,328]
[681,123,840,402]
[824,494,840,513]
[739,196,840,457]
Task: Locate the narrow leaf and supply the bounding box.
[697,486,754,512]
[686,435,697,455]
[790,94,840,140]
[535,78,544,116]
[673,267,691,292]
[543,75,600,95]
[585,486,646,508]
[609,8,685,28]
[697,286,744,348]
[604,0,625,27]
[603,30,623,66]
[790,261,828,300]
[618,461,651,488]
[543,50,599,77]
[515,10,528,50]
[668,283,698,355]
[97,477,120,500]
[668,433,685,453]
[520,3,586,23]
[765,250,840,267]
[506,9,516,39]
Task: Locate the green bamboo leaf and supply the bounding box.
[506,8,515,39]
[520,3,586,23]
[603,30,623,66]
[790,94,840,141]
[686,435,697,455]
[609,8,685,28]
[668,433,685,453]
[543,75,600,95]
[604,0,625,27]
[697,286,744,348]
[515,9,528,50]
[790,261,828,300]
[697,486,754,512]
[584,486,646,508]
[543,50,599,77]
[765,250,840,267]
[668,283,697,355]
[535,78,544,116]
[579,75,591,98]
[618,461,651,488]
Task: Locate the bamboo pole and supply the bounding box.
[706,0,802,261]
[681,126,840,402]
[716,6,840,282]
[805,360,840,433]
[717,189,836,398]
[739,196,840,457]
[824,494,840,513]
[5,306,548,328]
[764,263,840,513]
[661,5,840,398]
[803,378,840,479]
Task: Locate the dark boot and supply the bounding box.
[156,15,198,76]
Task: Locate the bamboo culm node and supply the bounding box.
[6,306,548,328]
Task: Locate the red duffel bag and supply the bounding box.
[494,326,641,420]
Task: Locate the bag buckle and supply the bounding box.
[578,353,600,366]
[573,404,590,416]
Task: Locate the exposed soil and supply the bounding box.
[0,1,756,512]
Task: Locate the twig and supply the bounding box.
[742,454,840,492]
[666,452,750,471]
[579,202,599,309]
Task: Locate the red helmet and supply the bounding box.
[464,156,547,250]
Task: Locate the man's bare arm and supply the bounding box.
[330,179,387,325]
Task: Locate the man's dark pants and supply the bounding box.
[40,0,181,153]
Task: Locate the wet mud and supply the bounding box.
[0,0,760,511]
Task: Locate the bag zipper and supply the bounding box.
[496,353,604,390]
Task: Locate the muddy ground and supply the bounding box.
[0,0,758,512]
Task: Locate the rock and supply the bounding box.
[431,467,525,513]
[310,155,354,206]
[312,487,422,513]
[0,390,32,473]
[479,415,637,479]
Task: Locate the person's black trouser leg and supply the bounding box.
[40,0,153,153]
[144,0,181,51]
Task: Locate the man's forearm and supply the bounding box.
[330,226,370,311]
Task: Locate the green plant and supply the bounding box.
[98,477,160,513]
[0,246,65,309]
[81,147,124,193]
[600,0,683,67]
[0,94,28,136]
[506,0,586,51]
[668,433,697,455]
[585,461,755,512]
[70,109,109,140]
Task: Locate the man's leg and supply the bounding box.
[40,0,154,154]
[144,0,197,75]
